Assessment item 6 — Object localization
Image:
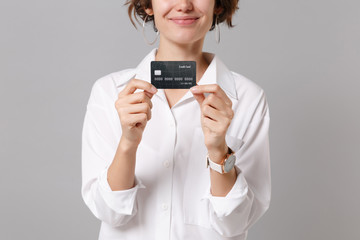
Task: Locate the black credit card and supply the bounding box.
[151,61,196,89]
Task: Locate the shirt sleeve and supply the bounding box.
[202,90,271,237]
[81,80,145,227]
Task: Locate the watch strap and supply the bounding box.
[206,147,235,174]
[206,155,223,174]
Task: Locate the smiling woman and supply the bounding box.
[81,0,271,239]
[127,0,239,30]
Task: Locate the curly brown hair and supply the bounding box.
[125,0,239,31]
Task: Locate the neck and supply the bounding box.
[155,37,210,83]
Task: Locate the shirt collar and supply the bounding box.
[115,48,238,100]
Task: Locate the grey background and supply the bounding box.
[1,0,359,239]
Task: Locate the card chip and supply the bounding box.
[154,70,161,76]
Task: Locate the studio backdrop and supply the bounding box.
[1,0,359,239]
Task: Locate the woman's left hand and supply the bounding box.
[190,84,234,162]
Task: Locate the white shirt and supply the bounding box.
[81,49,271,240]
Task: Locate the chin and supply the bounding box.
[169,33,203,45]
[174,38,197,45]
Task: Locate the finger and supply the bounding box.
[192,92,205,105]
[203,93,225,110]
[126,113,148,128]
[115,93,153,115]
[126,92,153,109]
[203,117,219,130]
[202,117,228,135]
[202,104,222,122]
[127,102,150,114]
[190,84,232,107]
[120,79,157,96]
[203,94,233,119]
[127,103,152,120]
[202,101,233,128]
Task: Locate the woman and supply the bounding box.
[81,0,271,239]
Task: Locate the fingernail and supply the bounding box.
[190,86,198,92]
[151,86,157,93]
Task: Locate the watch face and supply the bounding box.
[224,155,236,173]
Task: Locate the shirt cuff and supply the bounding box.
[202,165,248,218]
[98,166,146,215]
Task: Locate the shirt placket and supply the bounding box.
[157,103,177,240]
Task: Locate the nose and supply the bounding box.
[175,0,193,12]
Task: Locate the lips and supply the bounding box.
[169,16,199,25]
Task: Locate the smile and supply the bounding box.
[169,17,199,26]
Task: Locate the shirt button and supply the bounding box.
[163,161,170,168]
[169,122,175,127]
[162,203,168,211]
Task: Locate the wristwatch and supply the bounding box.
[206,147,236,174]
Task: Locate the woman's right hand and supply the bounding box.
[115,79,157,147]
